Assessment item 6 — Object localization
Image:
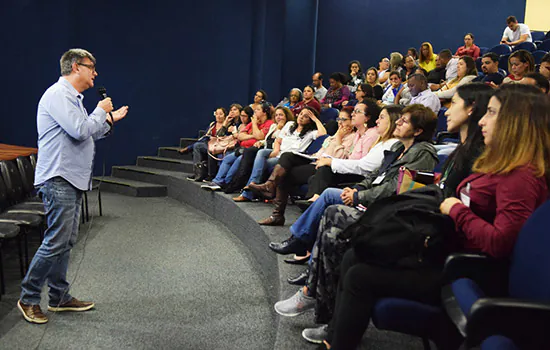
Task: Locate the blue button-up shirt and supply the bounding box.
[35,77,111,191]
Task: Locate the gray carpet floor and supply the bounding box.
[0,193,274,349]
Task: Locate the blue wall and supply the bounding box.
[0,0,525,175]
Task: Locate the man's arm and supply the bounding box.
[508,34,529,46]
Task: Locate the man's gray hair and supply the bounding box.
[60,48,96,76]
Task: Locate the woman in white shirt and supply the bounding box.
[294,105,402,208]
[435,56,478,105]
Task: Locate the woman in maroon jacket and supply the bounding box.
[318,84,550,350]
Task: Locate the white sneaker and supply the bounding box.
[302,324,328,344]
[274,288,315,317]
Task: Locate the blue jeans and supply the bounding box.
[290,187,344,245]
[213,152,242,185]
[20,177,82,305]
[242,149,278,200]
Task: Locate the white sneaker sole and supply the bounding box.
[48,302,95,312]
[17,301,48,324]
[302,329,326,344]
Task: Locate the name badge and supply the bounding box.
[460,183,471,207]
[372,172,386,185]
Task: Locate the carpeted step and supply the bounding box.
[93,176,167,197]
[180,137,197,148]
[136,156,193,172]
[112,165,188,185]
[157,146,192,161]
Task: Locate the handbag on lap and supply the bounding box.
[396,166,440,195]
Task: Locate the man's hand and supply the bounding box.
[340,187,358,206]
[110,106,129,123]
[315,157,332,169]
[98,97,113,113]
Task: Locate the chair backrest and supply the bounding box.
[0,160,26,204]
[512,41,536,52]
[319,108,339,123]
[0,170,11,211]
[531,31,546,42]
[475,57,482,72]
[489,44,512,56]
[304,134,329,155]
[532,50,547,65]
[436,107,448,135]
[508,199,550,301]
[479,47,489,56]
[29,153,37,170]
[15,156,34,196]
[537,39,550,52]
[498,68,507,77]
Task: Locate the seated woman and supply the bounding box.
[455,32,481,60]
[274,84,492,339]
[233,106,325,200]
[321,83,550,350]
[502,49,535,84]
[407,47,418,63]
[377,58,390,84]
[267,104,438,257]
[187,107,232,182]
[279,88,302,110]
[244,107,357,224]
[201,101,273,189]
[346,60,364,93]
[418,42,438,72]
[342,84,374,107]
[403,55,418,82]
[364,67,384,100]
[179,104,242,155]
[435,56,478,107]
[250,89,268,111]
[379,71,403,105]
[319,72,351,109]
[298,105,401,208]
[292,85,321,116]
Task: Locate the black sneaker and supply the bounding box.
[186,175,196,181]
[201,182,222,191]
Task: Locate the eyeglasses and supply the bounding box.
[353,109,366,114]
[336,117,350,122]
[77,62,96,72]
[397,116,411,124]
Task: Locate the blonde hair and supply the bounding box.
[473,84,550,180]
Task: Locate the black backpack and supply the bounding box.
[347,185,455,269]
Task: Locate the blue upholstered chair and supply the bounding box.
[537,39,550,52]
[488,44,512,56]
[532,50,547,65]
[475,57,482,72]
[479,47,489,56]
[442,199,550,349]
[512,41,537,52]
[435,107,448,136]
[531,31,546,42]
[319,108,339,123]
[499,55,510,75]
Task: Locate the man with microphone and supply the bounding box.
[17,48,128,324]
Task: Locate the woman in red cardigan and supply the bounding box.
[319,84,550,350]
[455,33,481,60]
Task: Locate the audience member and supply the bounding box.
[439,49,459,81]
[364,67,384,100]
[427,56,447,87]
[407,47,418,62]
[455,33,480,59]
[435,56,478,105]
[250,90,268,110]
[473,52,505,86]
[312,72,328,100]
[380,71,403,105]
[418,42,438,72]
[407,74,441,113]
[342,83,372,107]
[377,58,390,84]
[539,53,550,82]
[521,72,550,94]
[346,60,364,92]
[320,72,351,109]
[317,84,549,350]
[501,15,532,47]
[502,49,535,84]
[403,55,418,81]
[279,88,302,109]
[292,85,321,116]
[389,52,406,81]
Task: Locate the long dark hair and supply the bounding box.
[290,106,319,138]
[443,83,492,175]
[363,98,381,128]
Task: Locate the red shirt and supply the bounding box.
[293,98,321,116]
[240,119,274,148]
[449,166,548,258]
[455,44,481,60]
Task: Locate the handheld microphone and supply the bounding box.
[97,86,115,125]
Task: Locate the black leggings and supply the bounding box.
[306,165,364,198]
[327,249,443,349]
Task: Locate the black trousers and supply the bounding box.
[278,153,317,189]
[327,249,443,349]
[306,165,364,198]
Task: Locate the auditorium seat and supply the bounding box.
[531,31,546,42]
[442,199,550,349]
[488,44,512,56]
[499,54,510,74]
[479,47,489,56]
[512,41,537,52]
[532,50,547,65]
[475,57,482,72]
[537,39,550,52]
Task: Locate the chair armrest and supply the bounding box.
[443,253,509,295]
[466,298,550,348]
